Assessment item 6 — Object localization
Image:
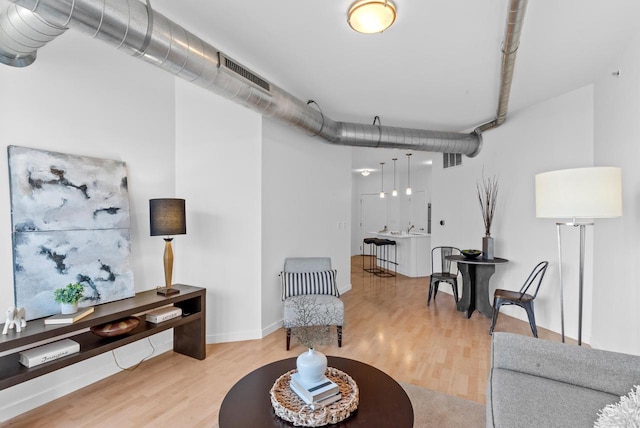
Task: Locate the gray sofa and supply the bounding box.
[486,332,640,427]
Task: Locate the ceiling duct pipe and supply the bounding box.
[0,3,66,67]
[2,0,483,156]
[474,0,528,134]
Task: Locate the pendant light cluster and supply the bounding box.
[375,153,413,198]
[406,153,412,195]
[379,162,386,198]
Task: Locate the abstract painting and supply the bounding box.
[8,146,135,320]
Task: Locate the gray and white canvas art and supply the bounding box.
[8,146,135,320]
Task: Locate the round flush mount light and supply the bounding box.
[361,169,371,176]
[348,0,397,34]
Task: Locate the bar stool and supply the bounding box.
[362,238,382,274]
[374,239,397,277]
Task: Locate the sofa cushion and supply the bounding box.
[488,369,620,428]
[490,332,640,397]
[281,270,339,299]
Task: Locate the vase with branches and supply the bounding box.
[477,173,499,259]
[287,295,342,383]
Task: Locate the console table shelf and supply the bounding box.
[0,283,205,391]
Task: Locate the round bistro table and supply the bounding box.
[218,356,414,427]
[446,255,509,318]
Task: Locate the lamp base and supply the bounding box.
[156,287,180,296]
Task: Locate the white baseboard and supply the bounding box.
[0,332,173,422]
[206,329,262,344]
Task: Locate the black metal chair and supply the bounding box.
[490,261,549,337]
[427,246,460,306]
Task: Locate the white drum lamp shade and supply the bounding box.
[535,167,622,219]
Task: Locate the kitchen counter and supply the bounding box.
[367,232,431,277]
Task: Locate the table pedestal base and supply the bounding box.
[456,263,496,318]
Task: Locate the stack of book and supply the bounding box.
[290,372,341,406]
[44,307,94,325]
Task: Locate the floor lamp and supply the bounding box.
[535,167,622,345]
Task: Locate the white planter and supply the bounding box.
[296,349,328,384]
[60,302,78,314]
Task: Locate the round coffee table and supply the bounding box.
[219,356,413,427]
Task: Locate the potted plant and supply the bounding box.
[477,173,499,259]
[54,283,85,314]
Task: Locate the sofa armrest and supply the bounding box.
[490,332,640,396]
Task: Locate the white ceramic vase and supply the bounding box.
[60,302,78,314]
[296,348,327,384]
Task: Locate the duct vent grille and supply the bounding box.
[443,153,462,168]
[221,54,270,93]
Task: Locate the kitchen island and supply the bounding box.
[366,231,431,278]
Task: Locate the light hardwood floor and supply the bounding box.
[2,256,567,427]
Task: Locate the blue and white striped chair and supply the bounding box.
[281,257,344,350]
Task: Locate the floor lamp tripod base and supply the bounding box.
[557,221,592,346]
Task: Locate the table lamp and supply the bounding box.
[150,198,186,296]
[535,167,621,345]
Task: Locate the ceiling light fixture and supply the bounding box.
[361,169,370,176]
[405,153,412,195]
[348,0,397,34]
[392,158,398,197]
[379,162,385,198]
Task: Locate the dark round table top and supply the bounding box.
[219,356,414,427]
[446,255,509,265]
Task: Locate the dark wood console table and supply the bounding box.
[446,256,509,319]
[219,356,413,427]
[0,283,205,391]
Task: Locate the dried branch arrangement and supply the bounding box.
[287,295,342,349]
[477,174,499,236]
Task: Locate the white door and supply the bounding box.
[410,190,428,233]
[359,193,388,253]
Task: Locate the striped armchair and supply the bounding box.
[281,257,344,350]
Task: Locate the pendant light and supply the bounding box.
[405,153,412,195]
[379,162,385,198]
[392,158,398,197]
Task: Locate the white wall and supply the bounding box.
[0,32,176,420]
[431,85,594,342]
[591,31,640,354]
[174,79,263,343]
[261,119,352,334]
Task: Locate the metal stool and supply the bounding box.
[363,238,383,274]
[374,239,397,277]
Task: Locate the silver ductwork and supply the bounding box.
[0,0,526,157]
[0,3,66,67]
[475,0,528,134]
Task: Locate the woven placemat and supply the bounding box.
[269,367,359,427]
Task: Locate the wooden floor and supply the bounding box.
[2,256,567,427]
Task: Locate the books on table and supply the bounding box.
[290,372,341,405]
[44,307,94,325]
[18,338,80,367]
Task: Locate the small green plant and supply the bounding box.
[53,283,85,304]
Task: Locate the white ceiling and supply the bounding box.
[148,0,640,173]
[13,0,640,173]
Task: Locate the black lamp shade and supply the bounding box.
[149,198,186,236]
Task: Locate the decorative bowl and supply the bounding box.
[461,249,482,259]
[90,316,139,337]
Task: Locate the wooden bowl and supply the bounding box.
[90,316,139,337]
